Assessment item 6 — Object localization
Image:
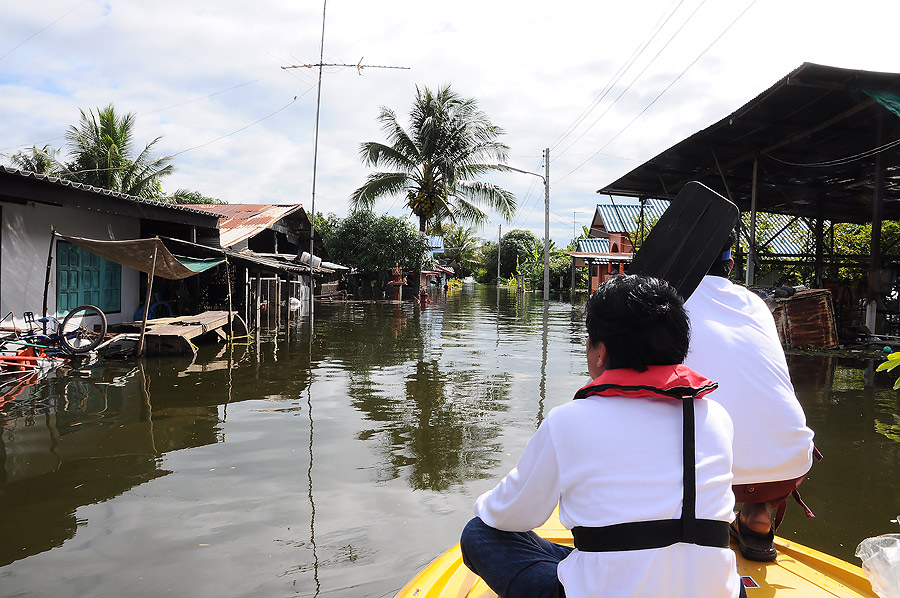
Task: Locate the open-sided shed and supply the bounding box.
[598,62,900,332]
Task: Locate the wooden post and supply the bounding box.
[814,201,825,288]
[570,259,575,301]
[225,258,233,341]
[244,268,249,331]
[42,228,55,332]
[256,273,262,340]
[137,241,159,356]
[276,277,282,335]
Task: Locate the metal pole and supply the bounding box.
[867,110,885,335]
[308,0,327,319]
[543,148,550,302]
[745,157,758,286]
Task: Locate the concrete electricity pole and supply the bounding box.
[506,148,551,301]
[543,148,550,302]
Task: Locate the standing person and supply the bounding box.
[460,275,743,598]
[684,230,816,562]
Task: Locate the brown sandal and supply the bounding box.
[730,517,776,561]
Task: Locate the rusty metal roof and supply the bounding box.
[184,203,307,248]
[598,63,900,224]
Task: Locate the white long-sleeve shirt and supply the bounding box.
[684,276,815,484]
[474,394,741,598]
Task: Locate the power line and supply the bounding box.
[0,0,90,62]
[557,0,757,184]
[549,0,685,154]
[555,0,708,161]
[146,74,282,114]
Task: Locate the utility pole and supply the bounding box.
[543,148,550,302]
[306,0,327,319]
[505,149,551,301]
[280,8,410,319]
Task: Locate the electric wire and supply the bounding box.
[549,0,685,154]
[0,0,90,62]
[557,0,756,184]
[555,0,709,162]
[764,135,900,167]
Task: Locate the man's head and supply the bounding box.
[708,228,737,278]
[585,274,690,374]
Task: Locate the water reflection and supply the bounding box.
[782,353,900,560]
[1,364,161,566]
[1,287,899,595]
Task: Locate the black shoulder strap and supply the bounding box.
[571,398,729,552]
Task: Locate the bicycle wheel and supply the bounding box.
[60,305,107,354]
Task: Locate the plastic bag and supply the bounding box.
[856,534,900,598]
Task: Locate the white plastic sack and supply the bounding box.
[856,534,900,598]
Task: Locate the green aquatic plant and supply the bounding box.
[876,351,900,390]
[873,414,900,443]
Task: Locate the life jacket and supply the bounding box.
[570,364,731,552]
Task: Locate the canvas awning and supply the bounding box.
[57,234,224,280]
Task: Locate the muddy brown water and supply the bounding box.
[1,284,898,597]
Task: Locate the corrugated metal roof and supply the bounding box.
[586,196,808,256]
[745,214,812,256]
[591,198,670,234]
[184,203,306,248]
[0,165,226,218]
[576,238,610,253]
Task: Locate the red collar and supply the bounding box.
[573,364,717,401]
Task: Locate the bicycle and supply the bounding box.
[16,305,108,354]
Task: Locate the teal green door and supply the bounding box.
[56,242,121,315]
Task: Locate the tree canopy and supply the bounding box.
[479,229,540,282]
[63,104,174,198]
[7,145,60,175]
[350,85,516,232]
[317,211,429,277]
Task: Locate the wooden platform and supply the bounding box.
[111,311,248,357]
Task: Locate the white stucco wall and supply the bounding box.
[1,202,141,327]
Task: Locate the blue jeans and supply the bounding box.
[460,517,573,598]
[460,516,748,598]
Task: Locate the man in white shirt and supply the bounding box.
[460,275,743,598]
[684,231,816,562]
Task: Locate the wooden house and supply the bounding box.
[0,166,221,328]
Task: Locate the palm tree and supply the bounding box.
[350,85,517,233]
[6,145,62,175]
[440,224,480,278]
[64,104,173,198]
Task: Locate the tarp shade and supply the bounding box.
[57,234,224,280]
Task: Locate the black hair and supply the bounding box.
[585,274,690,372]
[708,228,738,278]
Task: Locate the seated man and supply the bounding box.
[683,231,816,561]
[460,274,743,598]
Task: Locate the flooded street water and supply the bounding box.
[2,284,899,597]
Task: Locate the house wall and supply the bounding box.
[1,202,141,327]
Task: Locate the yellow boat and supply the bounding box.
[395,512,877,598]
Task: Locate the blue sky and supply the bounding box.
[2,0,899,247]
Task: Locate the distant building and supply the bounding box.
[568,198,668,293]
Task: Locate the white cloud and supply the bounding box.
[3,0,900,245]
